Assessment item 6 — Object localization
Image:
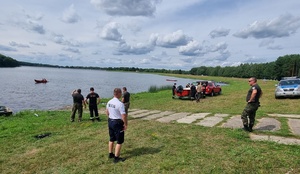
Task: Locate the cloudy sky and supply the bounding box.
[1,0,300,70]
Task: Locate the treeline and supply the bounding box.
[0,54,20,67]
[191,54,300,80]
[1,53,300,80]
[103,67,189,74]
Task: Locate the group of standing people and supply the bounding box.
[172,82,204,102]
[69,76,262,164]
[70,87,100,122]
[172,77,263,132]
[70,86,130,163]
[70,87,130,123]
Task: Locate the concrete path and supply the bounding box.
[128,109,300,145]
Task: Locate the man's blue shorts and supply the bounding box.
[108,119,124,144]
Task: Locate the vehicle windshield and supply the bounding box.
[279,79,300,86]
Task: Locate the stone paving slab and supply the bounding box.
[214,113,229,117]
[129,109,149,116]
[221,115,243,129]
[156,112,190,123]
[195,116,224,127]
[177,113,210,124]
[254,118,281,131]
[142,111,175,120]
[130,110,161,118]
[250,134,300,145]
[127,109,300,145]
[288,118,300,136]
[268,114,300,119]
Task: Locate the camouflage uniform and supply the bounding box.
[241,84,262,131]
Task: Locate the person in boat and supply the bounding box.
[186,83,190,88]
[172,83,176,99]
[70,89,86,122]
[85,87,100,122]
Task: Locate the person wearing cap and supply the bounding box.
[106,88,127,163]
[241,77,263,132]
[70,89,85,122]
[85,87,101,122]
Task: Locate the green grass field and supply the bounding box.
[1,75,300,173]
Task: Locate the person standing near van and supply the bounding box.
[86,87,100,122]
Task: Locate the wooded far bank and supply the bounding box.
[1,53,299,80]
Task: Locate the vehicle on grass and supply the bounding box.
[275,79,300,99]
[194,80,222,96]
[174,80,222,99]
[174,85,204,100]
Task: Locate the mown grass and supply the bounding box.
[131,74,300,115]
[1,74,300,173]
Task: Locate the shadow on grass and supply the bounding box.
[125,147,161,159]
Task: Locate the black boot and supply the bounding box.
[248,124,254,132]
[242,125,249,132]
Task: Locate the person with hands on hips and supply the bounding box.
[106,88,128,163]
[241,77,262,132]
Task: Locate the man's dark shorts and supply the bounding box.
[108,119,124,144]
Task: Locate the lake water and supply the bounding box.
[0,67,195,112]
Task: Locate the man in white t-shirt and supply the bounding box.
[106,88,128,163]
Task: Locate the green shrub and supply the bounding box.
[148,85,172,93]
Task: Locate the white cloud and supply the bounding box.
[62,47,80,53]
[153,30,192,48]
[9,41,30,48]
[61,4,80,23]
[209,28,230,38]
[90,0,161,17]
[116,41,154,55]
[100,22,123,41]
[52,33,82,47]
[29,42,46,46]
[207,42,228,53]
[178,40,202,56]
[1,0,300,70]
[234,14,300,39]
[25,19,46,34]
[0,44,17,51]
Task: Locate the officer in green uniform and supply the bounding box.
[241,77,262,132]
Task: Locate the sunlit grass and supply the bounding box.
[1,111,300,173]
[1,74,300,173]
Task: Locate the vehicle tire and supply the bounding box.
[218,90,222,95]
[210,91,215,96]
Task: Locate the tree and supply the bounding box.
[0,54,20,67]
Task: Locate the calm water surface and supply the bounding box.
[0,67,194,112]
